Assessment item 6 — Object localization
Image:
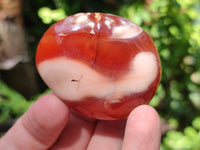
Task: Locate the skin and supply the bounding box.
[0,94,161,150]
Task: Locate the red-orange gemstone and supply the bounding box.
[36,13,161,120]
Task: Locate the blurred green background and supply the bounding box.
[0,0,200,149]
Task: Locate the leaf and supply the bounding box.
[192,117,200,130]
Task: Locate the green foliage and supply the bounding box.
[119,2,152,26]
[38,7,67,24]
[162,117,200,150]
[149,85,166,107]
[0,80,33,122]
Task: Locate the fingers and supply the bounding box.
[122,105,161,150]
[87,120,126,150]
[49,111,97,150]
[0,94,70,150]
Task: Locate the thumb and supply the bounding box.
[0,94,70,150]
[122,105,161,150]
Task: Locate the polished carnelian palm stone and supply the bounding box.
[36,13,161,120]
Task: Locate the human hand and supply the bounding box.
[0,94,161,150]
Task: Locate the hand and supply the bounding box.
[0,94,161,150]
